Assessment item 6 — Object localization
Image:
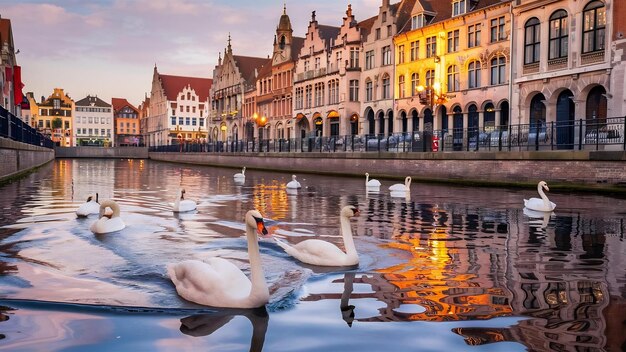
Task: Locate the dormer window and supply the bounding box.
[411,14,425,30]
[453,0,467,17]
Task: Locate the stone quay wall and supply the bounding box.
[55,146,149,159]
[149,150,626,192]
[0,138,55,183]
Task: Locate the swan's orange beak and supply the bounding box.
[353,208,360,217]
[253,216,270,238]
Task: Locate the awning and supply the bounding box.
[327,110,340,119]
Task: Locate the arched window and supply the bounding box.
[524,17,540,64]
[398,75,405,99]
[425,69,435,87]
[582,1,606,53]
[447,65,459,92]
[365,79,373,102]
[490,56,506,85]
[411,73,419,96]
[549,10,568,59]
[382,74,390,99]
[279,35,286,50]
[468,60,481,89]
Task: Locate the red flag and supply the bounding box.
[13,65,24,105]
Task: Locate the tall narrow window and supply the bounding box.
[410,41,419,61]
[366,50,375,70]
[349,80,359,102]
[398,45,405,64]
[490,16,506,42]
[524,18,541,64]
[382,75,390,99]
[411,73,419,96]
[447,30,459,53]
[426,36,436,58]
[425,70,434,87]
[582,1,606,53]
[468,60,481,89]
[382,46,391,66]
[398,75,405,99]
[366,80,373,101]
[447,65,459,92]
[350,47,360,68]
[490,56,506,85]
[549,10,568,59]
[468,23,481,48]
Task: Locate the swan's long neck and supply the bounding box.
[110,203,120,218]
[365,173,369,185]
[538,184,550,205]
[340,214,358,259]
[406,177,412,190]
[246,223,268,298]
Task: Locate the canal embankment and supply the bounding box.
[149,150,626,194]
[55,146,149,159]
[0,138,55,184]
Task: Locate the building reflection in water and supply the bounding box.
[303,195,626,351]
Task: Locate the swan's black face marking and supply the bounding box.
[180,189,186,200]
[95,193,99,203]
[87,196,93,202]
[349,206,360,217]
[252,216,269,236]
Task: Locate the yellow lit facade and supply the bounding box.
[394,1,512,149]
[30,88,75,147]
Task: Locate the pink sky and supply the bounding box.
[3,0,381,106]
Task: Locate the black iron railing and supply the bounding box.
[0,106,54,148]
[149,117,626,154]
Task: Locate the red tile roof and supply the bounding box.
[159,74,213,102]
[112,98,138,113]
[232,56,272,84]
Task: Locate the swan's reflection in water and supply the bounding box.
[180,307,269,352]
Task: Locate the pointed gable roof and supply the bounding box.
[291,36,305,61]
[112,97,138,113]
[317,24,341,42]
[232,55,272,84]
[158,74,213,102]
[75,95,111,108]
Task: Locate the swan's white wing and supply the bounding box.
[77,201,100,216]
[168,258,251,306]
[367,179,381,187]
[278,238,349,266]
[524,197,555,212]
[389,184,406,191]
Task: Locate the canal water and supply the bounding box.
[0,159,624,351]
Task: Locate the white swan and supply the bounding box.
[172,188,197,212]
[389,176,411,192]
[90,200,125,234]
[234,167,246,182]
[365,173,381,190]
[286,175,301,189]
[167,209,270,308]
[274,205,360,266]
[524,181,556,212]
[76,193,100,217]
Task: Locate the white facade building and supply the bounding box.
[73,95,114,147]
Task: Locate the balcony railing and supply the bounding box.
[0,105,54,148]
[150,117,626,154]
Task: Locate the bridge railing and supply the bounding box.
[0,105,54,148]
[148,117,626,154]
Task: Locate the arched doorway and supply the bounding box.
[499,101,509,128]
[586,86,607,129]
[530,94,546,129]
[298,117,310,139]
[314,117,323,137]
[439,105,448,132]
[387,111,394,135]
[377,111,385,136]
[401,111,408,133]
[219,122,227,142]
[423,108,433,131]
[556,90,575,149]
[350,114,359,135]
[484,103,495,129]
[468,104,479,149]
[411,110,419,132]
[453,106,463,151]
[367,109,375,135]
[232,124,239,141]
